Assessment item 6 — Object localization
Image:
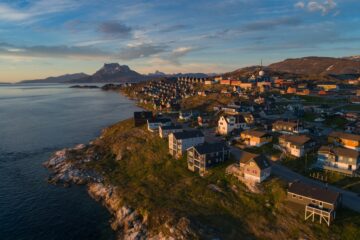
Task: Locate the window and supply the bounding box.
[292,194,296,198]
[312,200,316,204]
[299,196,303,200]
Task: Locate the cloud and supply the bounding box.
[0,42,110,60]
[98,21,133,39]
[294,1,305,9]
[158,24,190,33]
[242,17,302,32]
[118,43,167,60]
[295,0,338,15]
[160,46,202,65]
[0,0,80,22]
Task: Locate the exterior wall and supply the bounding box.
[328,136,360,151]
[218,116,247,135]
[279,138,308,158]
[220,80,231,85]
[170,136,205,159]
[287,192,337,210]
[241,134,272,147]
[317,152,359,174]
[239,83,253,90]
[218,116,233,135]
[272,124,296,133]
[243,163,260,180]
[168,134,176,156]
[187,148,229,176]
[244,173,261,182]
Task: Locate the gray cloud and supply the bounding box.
[118,43,167,60]
[158,24,190,33]
[0,42,110,59]
[242,17,302,32]
[98,21,133,39]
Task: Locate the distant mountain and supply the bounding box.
[147,70,167,77]
[20,73,89,84]
[268,56,360,76]
[69,63,148,83]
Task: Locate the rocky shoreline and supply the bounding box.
[44,144,198,240]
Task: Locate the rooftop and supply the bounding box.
[192,142,229,155]
[319,146,359,159]
[280,135,311,146]
[288,181,340,205]
[329,131,360,142]
[239,151,270,170]
[172,130,204,140]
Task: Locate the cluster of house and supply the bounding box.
[211,71,358,98]
[135,79,196,111]
[177,76,215,85]
[133,106,354,226]
[216,110,360,176]
[134,110,270,182]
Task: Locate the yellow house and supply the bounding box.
[328,131,360,151]
[239,151,271,183]
[240,130,272,147]
[317,83,338,91]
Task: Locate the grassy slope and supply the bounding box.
[83,119,360,239]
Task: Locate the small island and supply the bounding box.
[69,85,100,89]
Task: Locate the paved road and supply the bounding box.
[230,147,360,213]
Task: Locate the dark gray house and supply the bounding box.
[187,142,230,176]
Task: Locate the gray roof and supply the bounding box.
[319,146,359,159]
[148,118,172,124]
[193,142,229,155]
[173,130,204,139]
[160,125,182,130]
[288,181,340,204]
[239,151,270,170]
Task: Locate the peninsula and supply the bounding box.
[44,62,360,239]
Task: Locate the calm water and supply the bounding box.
[0,84,140,240]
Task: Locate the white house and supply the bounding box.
[217,115,248,135]
[317,146,360,176]
[169,130,205,159]
[278,135,314,158]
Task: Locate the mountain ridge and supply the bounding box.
[19,73,89,84]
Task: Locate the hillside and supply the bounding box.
[268,56,360,78]
[47,119,360,239]
[69,63,148,83]
[223,66,300,81]
[19,73,88,84]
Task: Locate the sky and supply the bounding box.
[0,0,359,82]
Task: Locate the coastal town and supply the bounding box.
[41,65,360,239]
[116,66,360,228]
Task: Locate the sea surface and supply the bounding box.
[0,84,141,240]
